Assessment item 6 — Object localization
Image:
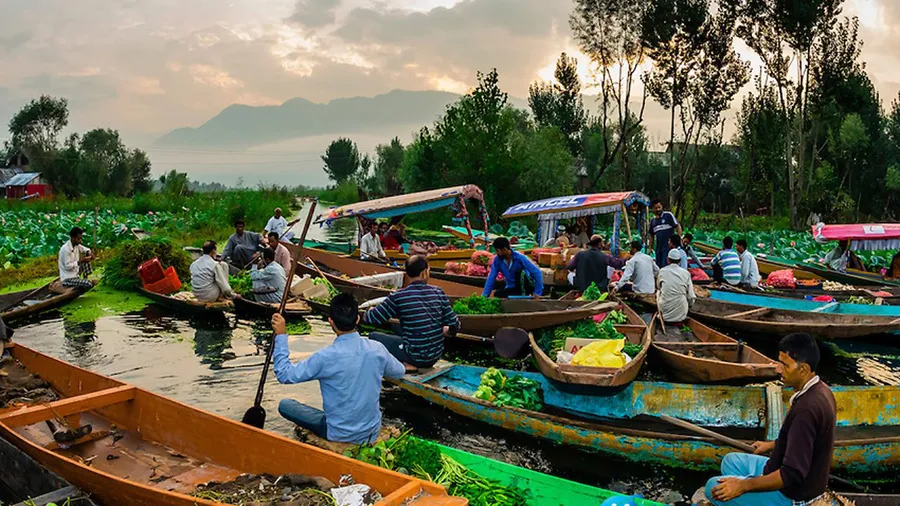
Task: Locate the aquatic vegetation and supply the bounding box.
[60,284,151,324]
[102,238,192,290]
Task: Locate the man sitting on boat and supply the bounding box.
[267,232,293,275]
[822,240,864,272]
[711,237,741,286]
[567,234,625,293]
[272,294,405,444]
[264,207,300,242]
[360,222,388,262]
[222,219,264,269]
[682,233,707,269]
[483,237,544,298]
[668,234,688,269]
[610,240,658,295]
[250,248,287,304]
[190,241,235,302]
[58,227,94,289]
[657,249,694,323]
[736,239,761,289]
[890,251,900,279]
[702,333,835,506]
[363,256,459,371]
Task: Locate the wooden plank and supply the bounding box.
[725,307,771,319]
[0,386,136,428]
[11,485,83,506]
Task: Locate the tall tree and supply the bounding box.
[79,128,130,196]
[8,95,69,155]
[321,138,360,184]
[373,137,405,196]
[528,52,588,156]
[735,78,789,215]
[571,0,651,188]
[128,149,153,194]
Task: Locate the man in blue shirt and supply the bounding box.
[483,237,544,298]
[272,293,405,444]
[649,199,682,268]
[712,236,742,286]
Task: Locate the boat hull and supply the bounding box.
[1,281,92,323]
[232,296,310,320]
[795,263,900,287]
[137,288,233,316]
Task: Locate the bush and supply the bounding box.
[102,237,192,290]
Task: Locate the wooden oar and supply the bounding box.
[242,199,317,429]
[659,414,865,492]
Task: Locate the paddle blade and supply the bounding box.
[241,406,266,429]
[494,327,530,359]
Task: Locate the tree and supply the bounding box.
[79,128,130,196]
[735,78,789,215]
[160,170,189,196]
[510,127,576,201]
[571,0,651,188]
[528,53,588,156]
[8,95,69,155]
[321,138,360,184]
[128,149,153,194]
[373,137,405,196]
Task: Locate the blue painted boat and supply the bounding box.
[708,290,900,317]
[393,364,900,475]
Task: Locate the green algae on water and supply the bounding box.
[60,285,151,324]
[0,276,57,295]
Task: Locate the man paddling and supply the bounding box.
[483,237,544,298]
[363,255,459,371]
[700,333,835,506]
[272,294,405,444]
[264,207,301,242]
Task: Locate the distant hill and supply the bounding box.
[154,90,469,149]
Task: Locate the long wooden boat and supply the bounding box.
[693,241,822,280]
[456,300,617,336]
[136,288,233,316]
[0,432,100,506]
[652,318,779,383]
[714,285,900,305]
[349,247,477,269]
[391,363,900,475]
[690,298,900,339]
[232,295,311,320]
[797,262,900,287]
[707,289,900,317]
[1,280,96,323]
[0,342,466,506]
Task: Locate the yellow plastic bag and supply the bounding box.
[571,339,627,368]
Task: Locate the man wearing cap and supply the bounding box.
[567,234,626,293]
[657,248,695,323]
[543,225,570,247]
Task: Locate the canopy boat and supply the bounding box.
[707,289,900,318]
[689,298,900,339]
[392,364,900,475]
[0,342,465,506]
[232,296,311,320]
[652,318,779,383]
[1,280,97,323]
[691,241,822,281]
[136,288,233,316]
[799,223,900,287]
[502,191,651,257]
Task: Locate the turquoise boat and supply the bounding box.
[301,239,354,254]
[708,290,900,317]
[393,364,900,475]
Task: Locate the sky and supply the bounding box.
[2,0,899,186]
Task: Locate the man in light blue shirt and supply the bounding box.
[272,293,405,443]
[250,248,287,304]
[483,237,544,297]
[668,234,688,270]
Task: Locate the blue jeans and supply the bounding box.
[369,332,438,368]
[278,399,327,439]
[704,453,792,506]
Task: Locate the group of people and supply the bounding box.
[359,221,409,261]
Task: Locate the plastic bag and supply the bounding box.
[766,269,796,288]
[556,350,575,364]
[689,268,710,281]
[572,339,627,368]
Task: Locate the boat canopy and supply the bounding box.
[502,191,650,255]
[812,223,900,251]
[315,185,489,247]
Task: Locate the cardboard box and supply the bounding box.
[301,283,330,300]
[291,275,315,297]
[537,252,554,267]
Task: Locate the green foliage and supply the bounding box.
[322,137,360,184]
[101,237,191,290]
[229,272,253,298]
[474,367,543,412]
[528,52,587,156]
[579,282,605,301]
[452,294,503,315]
[8,95,68,153]
[317,180,359,206]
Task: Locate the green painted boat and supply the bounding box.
[433,440,664,506]
[301,239,354,254]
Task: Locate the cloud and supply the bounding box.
[0,31,33,51]
[287,0,341,28]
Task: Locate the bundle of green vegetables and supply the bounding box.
[474,367,544,411]
[228,272,253,298]
[102,237,192,290]
[452,294,503,315]
[312,277,339,299]
[536,316,630,357]
[576,282,609,301]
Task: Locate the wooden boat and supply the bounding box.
[797,262,900,287]
[392,363,900,475]
[0,280,96,323]
[136,288,233,316]
[714,285,900,305]
[803,222,900,287]
[707,289,900,318]
[301,239,354,254]
[0,432,100,506]
[349,247,477,269]
[0,342,466,506]
[232,295,311,320]
[693,241,822,280]
[652,318,779,383]
[456,300,617,337]
[690,298,900,339]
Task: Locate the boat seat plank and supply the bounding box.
[0,385,136,428]
[725,307,772,319]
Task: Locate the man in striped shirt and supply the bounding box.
[363,255,460,371]
[711,236,742,286]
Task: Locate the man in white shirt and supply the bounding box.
[611,240,659,295]
[58,227,94,289]
[264,208,301,242]
[190,241,235,302]
[360,223,387,262]
[657,249,695,323]
[736,239,761,289]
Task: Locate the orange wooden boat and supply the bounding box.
[0,342,466,506]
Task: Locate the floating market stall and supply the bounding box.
[502,191,650,256]
[805,223,900,286]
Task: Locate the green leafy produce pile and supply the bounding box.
[846,295,874,305]
[606,310,628,324]
[345,432,527,506]
[101,237,192,290]
[623,342,644,358]
[452,294,503,315]
[536,318,628,357]
[474,367,544,411]
[229,271,253,298]
[577,282,608,301]
[285,320,311,335]
[312,277,339,299]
